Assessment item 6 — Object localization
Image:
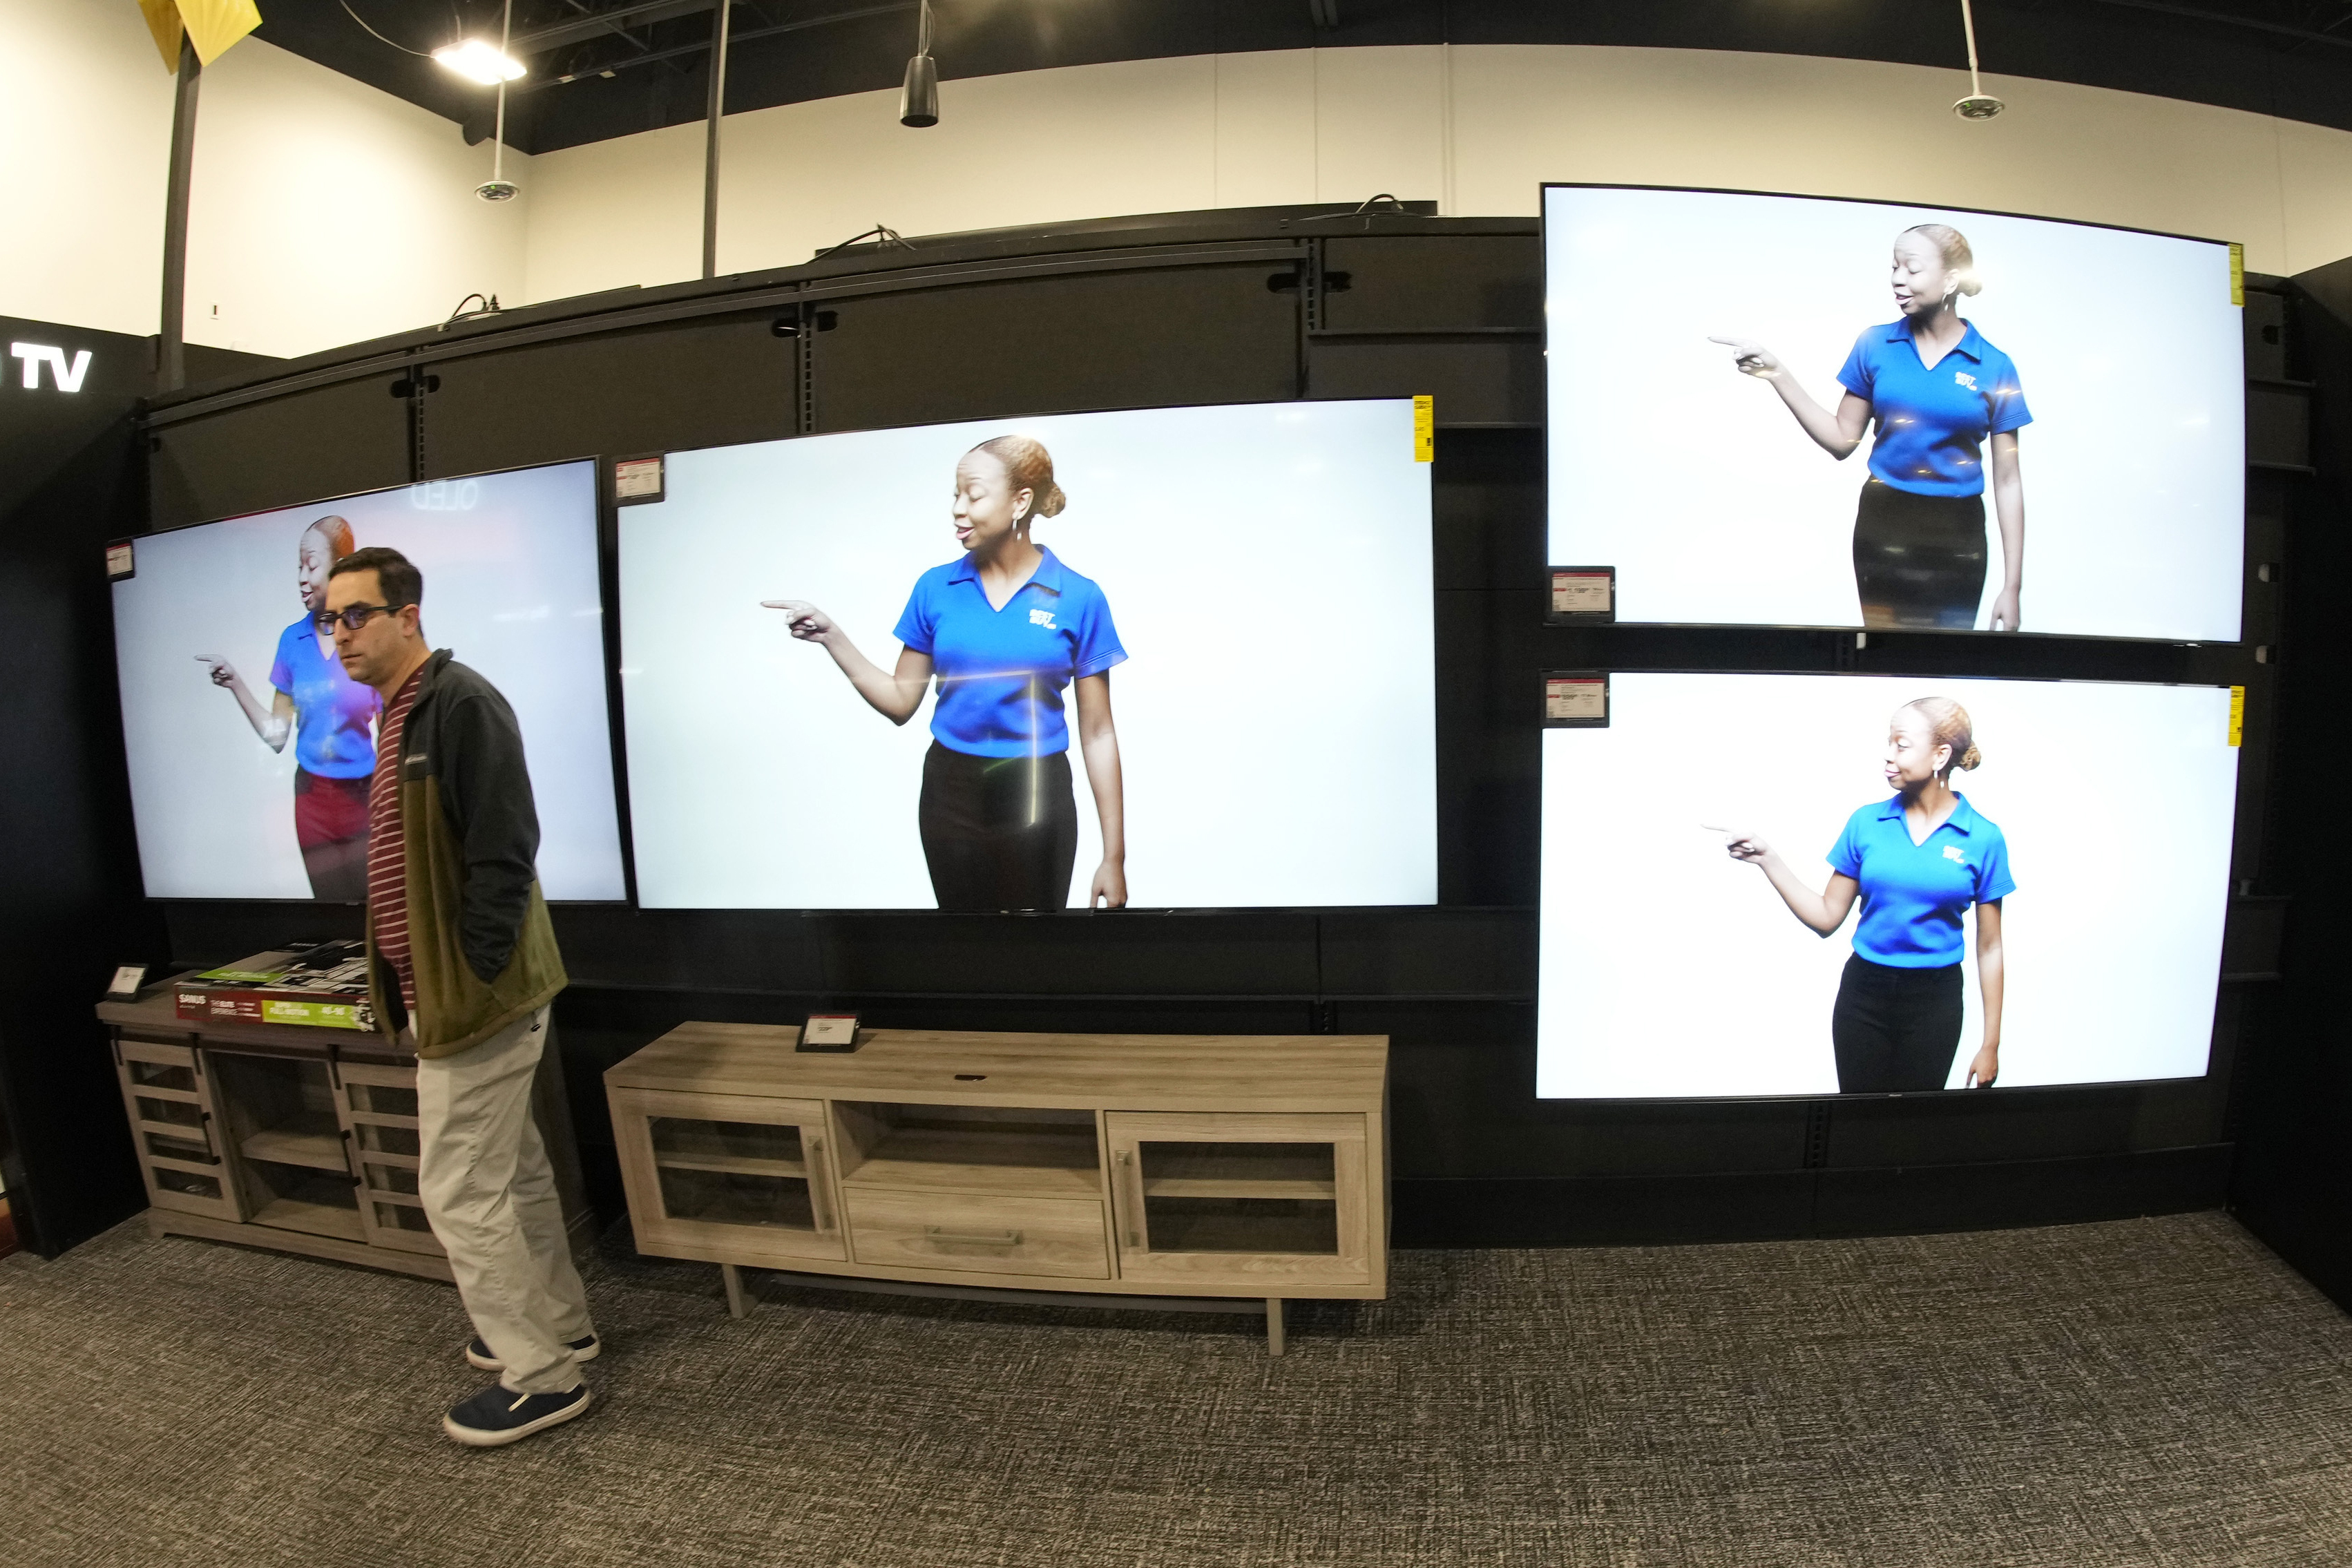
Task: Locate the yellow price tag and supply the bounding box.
[2228,685,2245,747]
[1413,395,1433,463]
[2229,243,2245,307]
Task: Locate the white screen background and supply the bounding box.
[620,401,1436,910]
[1545,187,2244,640]
[1537,674,2238,1098]
[113,461,627,900]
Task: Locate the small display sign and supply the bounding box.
[1544,673,1609,727]
[1549,567,1614,620]
[2228,685,2246,747]
[1413,395,1433,463]
[105,540,135,580]
[799,1013,862,1053]
[614,455,666,504]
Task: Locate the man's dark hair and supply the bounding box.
[329,545,423,608]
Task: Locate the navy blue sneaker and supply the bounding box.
[466,1331,601,1372]
[442,1382,592,1446]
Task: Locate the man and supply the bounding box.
[324,546,599,1446]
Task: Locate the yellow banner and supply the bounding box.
[1413,395,1434,463]
[135,0,262,70]
[137,0,182,70]
[2230,242,2245,308]
[2228,685,2245,747]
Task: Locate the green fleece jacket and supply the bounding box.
[366,649,568,1059]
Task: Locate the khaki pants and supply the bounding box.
[413,1006,597,1395]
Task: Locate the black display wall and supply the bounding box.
[2229,258,2352,1314]
[0,318,276,1256]
[137,208,2297,1249]
[0,316,153,1258]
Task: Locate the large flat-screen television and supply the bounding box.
[618,400,1437,910]
[113,459,627,901]
[1537,672,2239,1098]
[1544,184,2244,640]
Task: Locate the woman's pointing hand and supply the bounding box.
[761,600,834,642]
[1710,336,1782,378]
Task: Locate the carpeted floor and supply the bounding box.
[2,1210,2349,1567]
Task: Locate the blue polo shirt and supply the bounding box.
[1828,792,2016,968]
[1837,318,2031,498]
[268,615,379,779]
[892,546,1126,759]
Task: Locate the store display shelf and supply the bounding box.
[1141,1177,1338,1199]
[241,1121,347,1172]
[250,1197,364,1243]
[843,1127,1101,1198]
[654,1153,807,1179]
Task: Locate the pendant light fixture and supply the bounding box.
[1952,0,2005,120]
[900,0,939,128]
[476,0,522,200]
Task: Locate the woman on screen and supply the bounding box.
[195,515,381,901]
[1723,698,2013,1093]
[1711,224,2031,631]
[763,435,1129,912]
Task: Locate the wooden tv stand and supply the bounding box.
[604,1025,1389,1353]
[96,971,594,1282]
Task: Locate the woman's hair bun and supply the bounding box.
[971,434,1066,521]
[1902,223,1981,298]
[1903,696,1982,778]
[307,514,358,561]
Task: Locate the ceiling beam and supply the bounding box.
[520,1,915,91]
[508,0,717,55]
[2079,0,2352,53]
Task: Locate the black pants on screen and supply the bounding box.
[1830,954,1964,1093]
[919,742,1078,912]
[1853,479,1989,630]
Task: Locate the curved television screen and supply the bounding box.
[618,400,1436,910]
[1545,184,2244,640]
[1537,672,2239,1098]
[111,460,627,901]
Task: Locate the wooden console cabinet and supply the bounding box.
[97,980,593,1281]
[605,1026,1388,1351]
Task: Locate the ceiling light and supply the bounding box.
[900,0,937,127]
[1951,0,2003,120]
[434,38,526,86]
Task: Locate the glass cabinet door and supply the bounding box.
[609,1088,845,1265]
[334,1062,444,1257]
[1105,1111,1372,1287]
[113,1037,242,1223]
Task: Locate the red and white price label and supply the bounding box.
[1546,677,1606,723]
[1551,570,1611,615]
[614,456,665,500]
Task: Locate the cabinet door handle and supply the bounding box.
[807,1134,834,1233]
[924,1227,1020,1247]
[1115,1147,1144,1249]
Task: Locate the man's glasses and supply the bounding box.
[314,602,408,635]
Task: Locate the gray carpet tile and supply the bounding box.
[2,1211,2349,1567]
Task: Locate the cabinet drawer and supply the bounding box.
[844,1189,1109,1279]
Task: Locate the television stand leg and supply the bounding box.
[1266,1297,1285,1357]
[720,1263,749,1319]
